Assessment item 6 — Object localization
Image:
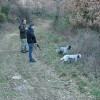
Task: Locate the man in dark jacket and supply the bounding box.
[27,24,37,62]
[19,18,29,53]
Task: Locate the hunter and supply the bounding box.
[19,18,29,53]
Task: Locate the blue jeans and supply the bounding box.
[28,43,34,60]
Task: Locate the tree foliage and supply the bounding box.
[1,4,11,17]
[74,0,100,26]
[0,12,6,22]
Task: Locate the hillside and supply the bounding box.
[0,19,96,100]
[0,0,100,100]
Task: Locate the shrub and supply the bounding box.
[0,13,6,22]
[53,17,72,33]
[1,4,11,16]
[18,7,31,23]
[32,8,43,16]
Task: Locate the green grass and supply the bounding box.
[91,87,100,100]
[36,23,84,75]
[70,69,78,78]
[77,77,87,93]
[2,89,20,98]
[37,24,85,73]
[0,20,99,99]
[36,23,98,98]
[0,75,8,83]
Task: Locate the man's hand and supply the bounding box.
[25,27,28,30]
[36,43,41,50]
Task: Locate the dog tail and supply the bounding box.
[60,57,63,61]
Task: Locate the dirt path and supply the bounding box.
[0,20,94,100]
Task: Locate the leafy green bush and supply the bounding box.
[1,4,11,16]
[0,13,6,22]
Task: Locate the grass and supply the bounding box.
[0,33,22,99]
[0,75,9,83]
[77,77,87,93]
[2,89,20,98]
[0,19,98,99]
[35,21,100,99]
[91,87,100,100]
[70,69,78,78]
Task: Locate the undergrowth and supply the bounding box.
[35,21,100,99]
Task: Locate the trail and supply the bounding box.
[0,20,94,100]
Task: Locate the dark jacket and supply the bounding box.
[27,27,37,43]
[19,23,27,39]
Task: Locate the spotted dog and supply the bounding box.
[56,45,71,54]
[60,54,82,62]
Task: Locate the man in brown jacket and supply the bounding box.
[19,18,29,53]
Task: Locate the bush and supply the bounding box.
[1,4,10,16]
[18,7,31,23]
[1,4,11,16]
[0,13,6,22]
[53,17,72,33]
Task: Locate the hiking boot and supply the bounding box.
[21,50,28,53]
[25,50,29,52]
[21,50,26,53]
[29,59,36,63]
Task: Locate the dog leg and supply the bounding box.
[64,58,68,62]
[63,50,66,54]
[75,58,77,62]
[60,57,64,61]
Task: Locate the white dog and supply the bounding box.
[60,54,82,62]
[56,45,71,54]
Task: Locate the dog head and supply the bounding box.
[77,54,82,58]
[68,45,71,50]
